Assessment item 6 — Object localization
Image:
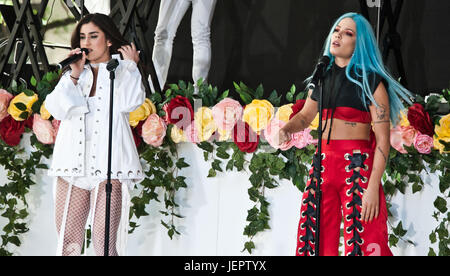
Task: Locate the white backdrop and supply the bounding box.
[0,141,444,256]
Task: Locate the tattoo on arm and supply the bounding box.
[300,118,308,130]
[376,104,387,120]
[377,146,387,163]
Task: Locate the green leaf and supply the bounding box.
[207,168,216,178]
[428,248,437,256]
[150,92,162,104]
[7,236,21,247]
[286,92,294,103]
[434,197,448,213]
[412,183,422,194]
[14,103,27,111]
[239,91,253,105]
[243,241,255,254]
[197,141,214,153]
[212,159,223,172]
[31,101,40,114]
[175,158,189,169]
[429,231,437,244]
[23,89,35,97]
[255,84,264,99]
[219,90,229,100]
[393,221,407,237]
[30,76,37,87]
[19,111,29,120]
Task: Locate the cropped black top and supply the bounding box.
[309,62,387,143]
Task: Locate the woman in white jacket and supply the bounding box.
[45,13,145,256]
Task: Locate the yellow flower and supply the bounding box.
[7,92,38,121]
[399,110,410,127]
[194,107,218,142]
[243,99,274,134]
[129,98,156,127]
[434,114,450,153]
[275,104,293,123]
[309,113,319,130]
[40,102,51,120]
[218,128,231,141]
[170,125,187,143]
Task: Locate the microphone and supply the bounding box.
[307,56,331,90]
[106,59,119,72]
[57,48,89,69]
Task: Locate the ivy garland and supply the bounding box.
[0,73,449,256]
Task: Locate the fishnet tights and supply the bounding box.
[55,177,122,256]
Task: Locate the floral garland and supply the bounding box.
[0,72,449,255]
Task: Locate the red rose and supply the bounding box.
[0,115,25,146]
[132,120,145,148]
[289,99,306,120]
[232,120,259,153]
[163,96,194,130]
[408,103,434,137]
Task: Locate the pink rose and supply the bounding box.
[142,114,167,147]
[212,98,243,132]
[264,119,294,151]
[401,126,418,147]
[0,89,14,122]
[32,114,56,144]
[390,125,419,154]
[292,128,317,149]
[185,122,200,144]
[414,134,433,154]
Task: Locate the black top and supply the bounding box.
[309,63,387,144]
[310,63,386,111]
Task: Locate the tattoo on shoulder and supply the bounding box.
[376,104,387,120]
[377,146,387,162]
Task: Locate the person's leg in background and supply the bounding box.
[190,0,217,88]
[152,0,191,91]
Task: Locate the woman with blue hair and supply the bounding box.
[278,13,412,256]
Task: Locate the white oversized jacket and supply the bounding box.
[45,56,145,182]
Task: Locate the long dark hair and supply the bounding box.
[71,13,128,55]
[61,13,129,75]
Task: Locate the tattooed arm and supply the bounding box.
[362,82,391,223]
[278,89,318,144]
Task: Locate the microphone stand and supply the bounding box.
[104,59,119,256]
[315,78,324,256]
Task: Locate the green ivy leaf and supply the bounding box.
[243,241,255,254]
[176,158,189,169]
[428,248,437,256]
[434,197,448,213]
[207,168,216,178]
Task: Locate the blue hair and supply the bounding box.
[310,12,412,125]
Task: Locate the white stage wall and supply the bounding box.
[0,139,444,256]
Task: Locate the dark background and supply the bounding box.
[128,0,449,100]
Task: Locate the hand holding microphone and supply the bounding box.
[58,48,90,80]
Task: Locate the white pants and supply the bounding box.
[151,0,217,91]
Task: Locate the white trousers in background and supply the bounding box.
[151,0,217,91]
